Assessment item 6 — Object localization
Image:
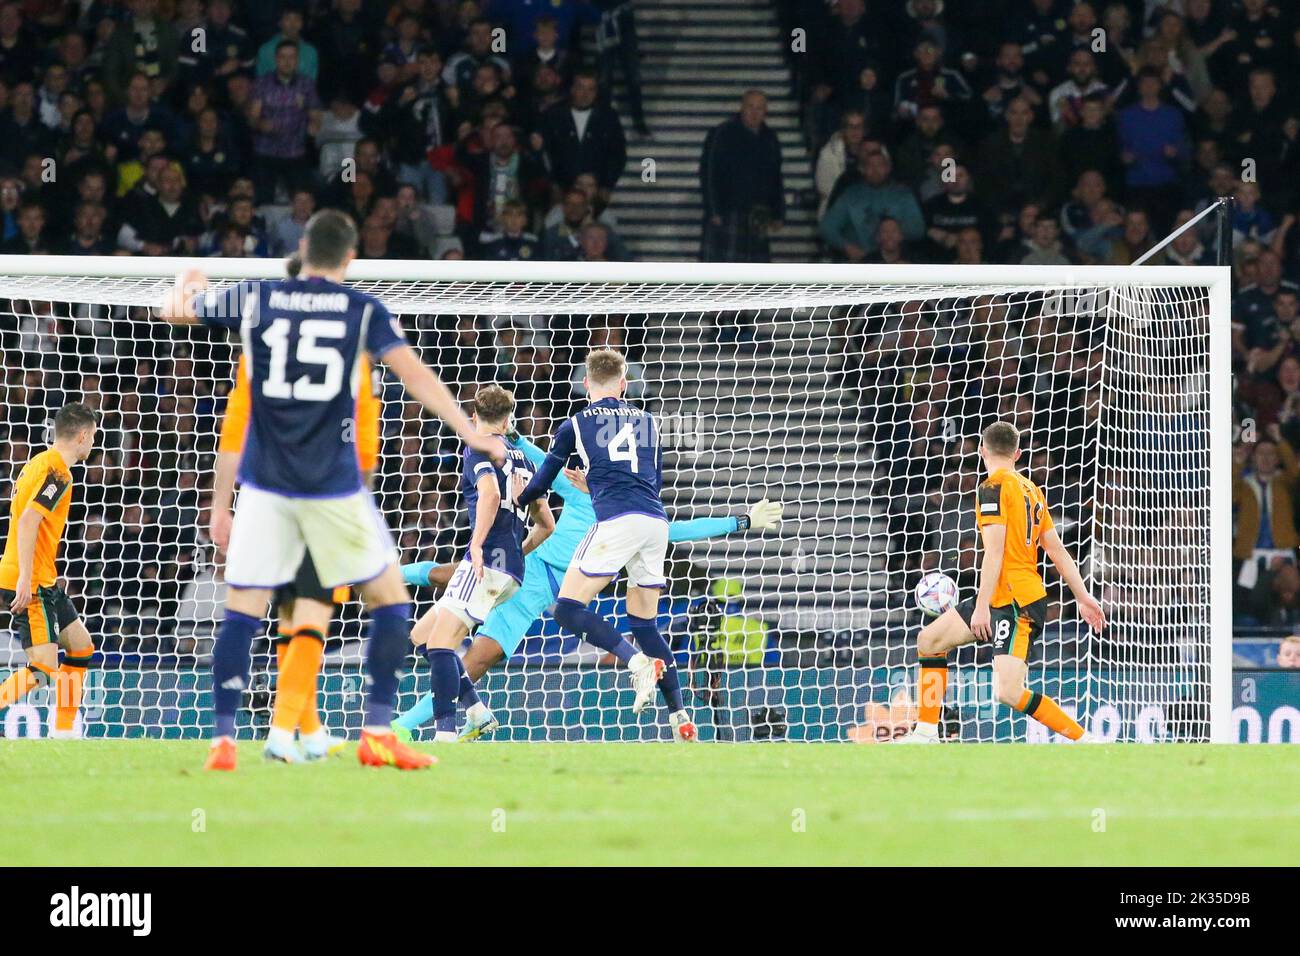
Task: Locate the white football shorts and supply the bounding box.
[436,561,521,630]
[572,512,669,588]
[225,484,397,590]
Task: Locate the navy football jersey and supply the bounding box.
[196,276,406,496]
[462,437,531,581]
[519,397,666,521]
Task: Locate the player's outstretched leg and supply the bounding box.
[992,655,1092,742]
[897,607,971,744]
[627,613,693,738]
[0,659,54,714]
[206,608,262,770]
[553,596,663,712]
[393,636,504,741]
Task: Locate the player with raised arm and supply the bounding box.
[209,253,380,763]
[900,421,1106,743]
[0,403,98,737]
[161,209,501,771]
[393,432,784,742]
[515,348,675,715]
[416,385,554,741]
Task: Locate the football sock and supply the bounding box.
[455,653,480,707]
[271,629,324,734]
[553,598,637,663]
[1014,688,1085,741]
[363,603,411,728]
[211,610,260,738]
[0,660,52,711]
[917,655,948,726]
[294,626,325,735]
[54,644,95,732]
[425,647,461,734]
[275,630,291,668]
[628,614,682,711]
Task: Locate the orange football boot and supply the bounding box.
[204,737,238,771]
[358,730,437,770]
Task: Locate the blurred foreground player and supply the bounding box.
[162,209,502,770]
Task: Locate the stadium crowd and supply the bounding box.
[0,0,1294,654]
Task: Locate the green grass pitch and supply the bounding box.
[3,741,1294,866]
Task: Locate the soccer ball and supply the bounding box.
[914,572,958,617]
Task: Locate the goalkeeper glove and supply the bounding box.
[738,499,783,532]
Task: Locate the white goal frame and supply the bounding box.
[0,256,1233,742]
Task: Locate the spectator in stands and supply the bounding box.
[1019,211,1070,266]
[1249,559,1300,627]
[867,215,909,265]
[255,6,319,81]
[184,0,252,86]
[480,198,540,260]
[1165,208,1214,267]
[443,17,512,104]
[814,109,866,219]
[893,38,971,125]
[700,89,784,263]
[577,220,627,261]
[922,165,993,261]
[820,148,922,261]
[0,81,52,171]
[893,103,960,189]
[102,0,179,105]
[467,122,546,241]
[538,69,626,201]
[248,41,322,204]
[1116,67,1189,234]
[1,199,49,253]
[315,0,376,103]
[979,40,1042,127]
[974,96,1061,215]
[1105,208,1161,265]
[1234,425,1300,588]
[269,188,315,256]
[1048,50,1111,129]
[1278,635,1300,668]
[1059,95,1123,198]
[63,201,113,255]
[377,47,451,203]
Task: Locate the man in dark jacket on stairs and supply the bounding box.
[700,90,785,262]
[537,70,627,206]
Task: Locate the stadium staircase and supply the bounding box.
[607,0,819,262]
[651,315,886,636]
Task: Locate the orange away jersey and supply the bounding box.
[974,467,1054,608]
[0,448,74,589]
[219,353,382,473]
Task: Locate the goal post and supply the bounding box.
[0,256,1233,743]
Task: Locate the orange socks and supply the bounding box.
[0,661,49,710]
[1014,689,1084,741]
[54,645,94,732]
[271,628,326,734]
[917,656,948,725]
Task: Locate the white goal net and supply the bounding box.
[0,260,1231,743]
